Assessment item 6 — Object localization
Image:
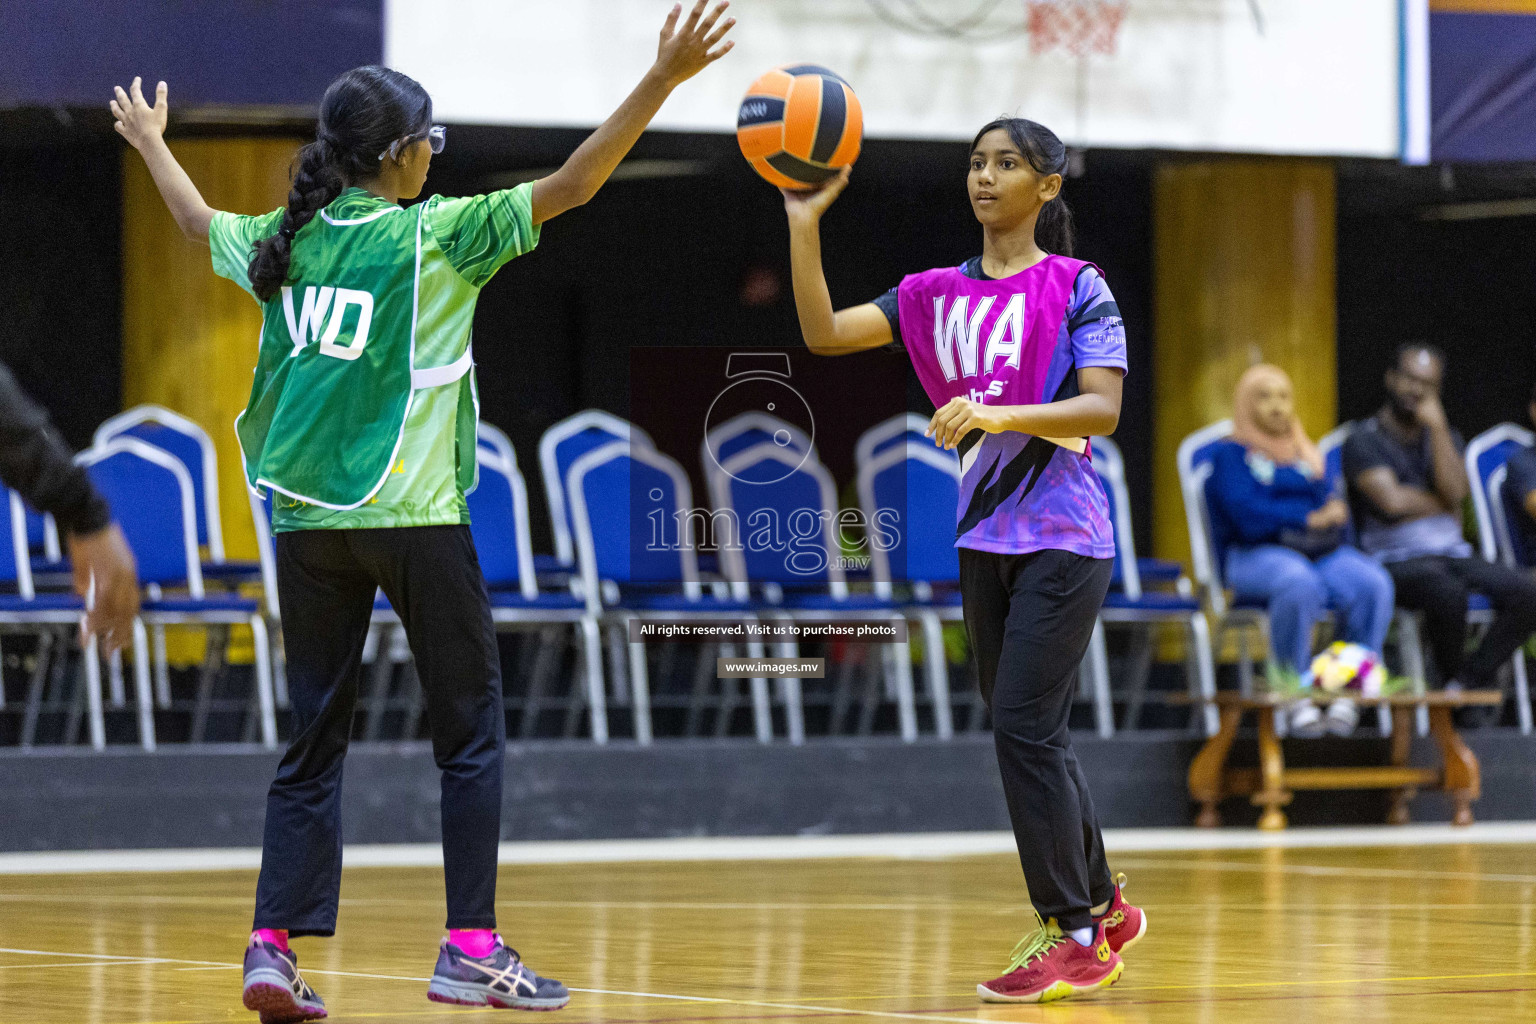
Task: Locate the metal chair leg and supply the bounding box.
[362,624,393,741]
[746,638,773,743]
[269,621,289,709]
[108,647,126,707]
[770,639,805,745]
[890,620,919,743]
[579,616,608,744]
[1512,648,1532,735]
[131,619,156,751]
[1188,613,1219,737]
[1121,624,1155,732]
[605,622,630,706]
[769,638,806,745]
[20,630,55,748]
[250,615,278,750]
[1395,611,1430,736]
[84,635,105,750]
[152,623,171,709]
[626,620,653,745]
[189,625,228,743]
[685,641,717,737]
[1086,617,1113,739]
[918,612,953,740]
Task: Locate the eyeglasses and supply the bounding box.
[378,125,446,162]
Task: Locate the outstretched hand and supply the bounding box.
[110,77,168,151]
[653,1,735,88]
[782,166,852,225]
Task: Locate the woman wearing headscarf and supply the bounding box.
[1205,364,1395,736]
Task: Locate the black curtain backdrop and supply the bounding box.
[0,129,122,450]
[1336,165,1536,436]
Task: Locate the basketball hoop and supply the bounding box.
[1026,0,1128,57]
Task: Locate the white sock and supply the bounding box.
[1067,926,1095,947]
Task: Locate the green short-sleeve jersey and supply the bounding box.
[209,184,538,532]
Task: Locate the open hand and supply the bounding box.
[653,1,735,89]
[69,524,141,653]
[782,166,852,225]
[926,397,1002,450]
[110,77,168,151]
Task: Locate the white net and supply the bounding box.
[1025,0,1129,56]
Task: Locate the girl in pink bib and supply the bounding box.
[782,116,1142,1004]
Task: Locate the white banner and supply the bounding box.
[386,0,1400,156]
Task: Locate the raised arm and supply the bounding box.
[783,168,893,355]
[1416,394,1469,508]
[531,1,735,225]
[926,366,1124,450]
[110,78,217,241]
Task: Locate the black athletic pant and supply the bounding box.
[253,526,505,937]
[1384,555,1536,687]
[960,547,1115,932]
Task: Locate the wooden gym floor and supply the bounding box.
[2,840,1534,1023]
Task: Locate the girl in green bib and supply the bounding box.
[111,4,735,1019]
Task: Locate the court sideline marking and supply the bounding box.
[0,946,988,1024]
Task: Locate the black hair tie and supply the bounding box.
[279,225,296,240]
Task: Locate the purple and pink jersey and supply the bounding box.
[876,255,1127,559]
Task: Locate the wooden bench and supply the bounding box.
[1187,690,1503,830]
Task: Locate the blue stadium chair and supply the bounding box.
[1464,423,1534,734]
[857,438,963,739]
[96,406,264,711]
[1178,420,1274,700]
[853,413,928,473]
[1092,436,1190,598]
[94,405,259,580]
[22,504,63,572]
[1092,436,1217,737]
[0,487,89,741]
[77,438,276,751]
[710,441,919,742]
[1467,423,1535,567]
[701,411,818,493]
[469,446,609,743]
[537,410,655,570]
[567,440,767,743]
[476,420,518,470]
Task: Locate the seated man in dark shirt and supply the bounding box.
[1501,381,1536,566]
[1343,344,1536,695]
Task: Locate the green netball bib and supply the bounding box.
[234,201,471,510]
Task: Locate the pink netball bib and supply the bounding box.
[895,255,1116,557]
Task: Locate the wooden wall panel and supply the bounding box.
[1152,159,1337,566]
[121,138,299,562]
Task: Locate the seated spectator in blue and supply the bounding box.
[1501,381,1536,567]
[1344,344,1536,709]
[1207,364,1395,737]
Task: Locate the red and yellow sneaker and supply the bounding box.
[1095,872,1148,955]
[976,915,1123,1004]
